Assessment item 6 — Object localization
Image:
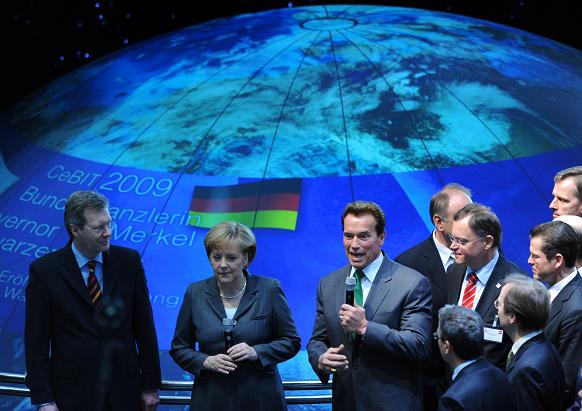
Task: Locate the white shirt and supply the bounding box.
[452,359,477,381]
[349,252,384,305]
[549,268,578,303]
[457,250,500,309]
[511,330,543,356]
[432,230,456,270]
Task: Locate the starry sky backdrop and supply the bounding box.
[4,0,582,111]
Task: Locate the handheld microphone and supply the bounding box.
[345,276,356,306]
[223,318,234,352]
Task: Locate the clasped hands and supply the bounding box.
[203,343,257,374]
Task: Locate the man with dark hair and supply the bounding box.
[25,191,161,411]
[529,220,582,403]
[308,201,432,410]
[396,183,472,410]
[498,274,566,411]
[447,203,526,369]
[550,166,582,218]
[437,305,515,411]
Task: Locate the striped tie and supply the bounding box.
[87,260,102,304]
[461,272,478,309]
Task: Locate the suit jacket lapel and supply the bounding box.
[422,238,447,296]
[234,274,259,321]
[548,275,581,323]
[447,263,466,304]
[102,249,120,297]
[365,256,394,321]
[203,278,226,320]
[475,257,506,318]
[59,244,93,307]
[507,333,544,373]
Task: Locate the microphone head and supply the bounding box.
[223,318,234,331]
[345,276,356,291]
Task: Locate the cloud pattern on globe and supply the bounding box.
[9,5,582,178]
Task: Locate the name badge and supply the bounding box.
[484,326,503,343]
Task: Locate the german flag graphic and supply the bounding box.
[189,178,302,230]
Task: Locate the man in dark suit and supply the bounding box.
[529,220,582,404]
[437,304,515,411]
[25,191,161,411]
[396,183,472,410]
[308,201,432,411]
[447,203,526,369]
[549,166,582,219]
[555,214,582,274]
[498,274,566,411]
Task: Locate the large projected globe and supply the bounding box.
[0,5,581,409]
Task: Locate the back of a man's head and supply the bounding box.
[501,274,550,333]
[438,304,484,361]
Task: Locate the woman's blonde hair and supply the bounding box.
[203,221,257,264]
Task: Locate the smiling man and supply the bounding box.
[550,166,582,219]
[25,191,161,411]
[446,203,525,370]
[308,201,432,411]
[529,220,582,404]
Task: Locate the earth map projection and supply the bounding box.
[0,5,581,410]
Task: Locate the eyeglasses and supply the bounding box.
[433,331,442,341]
[83,221,113,234]
[448,234,482,246]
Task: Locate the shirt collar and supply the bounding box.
[549,268,578,302]
[468,250,499,285]
[432,230,454,268]
[350,252,384,283]
[452,359,477,381]
[71,241,103,269]
[511,330,543,355]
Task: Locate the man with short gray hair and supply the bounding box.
[25,190,161,411]
[498,274,566,411]
[437,305,515,411]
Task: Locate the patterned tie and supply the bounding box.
[87,260,103,304]
[461,272,478,309]
[354,270,365,307]
[506,350,515,371]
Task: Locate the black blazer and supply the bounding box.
[170,274,300,411]
[439,358,515,411]
[396,236,450,409]
[447,254,525,369]
[545,273,582,404]
[506,333,566,411]
[25,243,161,411]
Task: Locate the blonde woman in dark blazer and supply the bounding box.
[170,221,300,411]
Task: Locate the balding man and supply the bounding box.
[397,183,472,410]
[550,166,582,218]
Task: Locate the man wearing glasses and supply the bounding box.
[446,203,526,370]
[25,190,161,411]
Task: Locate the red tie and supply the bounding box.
[87,260,103,304]
[461,272,478,309]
